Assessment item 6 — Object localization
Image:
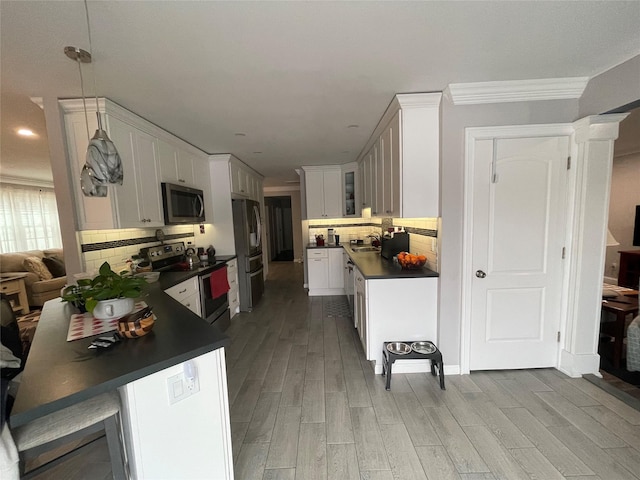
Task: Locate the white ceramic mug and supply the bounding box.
[93,298,135,320]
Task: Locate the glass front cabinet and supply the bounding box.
[342,162,358,217]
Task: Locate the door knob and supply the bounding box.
[475,270,486,278]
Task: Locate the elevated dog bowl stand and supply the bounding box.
[382,341,445,391]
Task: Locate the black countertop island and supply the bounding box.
[10,282,230,428]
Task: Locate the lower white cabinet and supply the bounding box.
[164,277,201,317]
[119,348,233,479]
[354,267,367,352]
[307,248,344,296]
[226,259,239,318]
[358,275,438,374]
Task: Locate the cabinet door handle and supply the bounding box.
[179,288,187,294]
[179,179,185,183]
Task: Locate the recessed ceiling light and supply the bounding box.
[253,151,262,154]
[342,150,350,154]
[347,124,359,129]
[17,128,36,137]
[234,132,246,137]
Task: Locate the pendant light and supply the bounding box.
[65,0,123,197]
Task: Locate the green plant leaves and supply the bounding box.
[61,261,148,312]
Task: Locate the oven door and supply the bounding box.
[199,268,229,327]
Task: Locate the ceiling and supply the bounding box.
[1,1,639,186]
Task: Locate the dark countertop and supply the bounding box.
[10,280,230,428]
[342,245,439,279]
[306,243,344,249]
[157,255,237,290]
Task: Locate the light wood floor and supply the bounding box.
[227,262,640,480]
[23,261,640,479]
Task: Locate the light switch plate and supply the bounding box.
[167,372,200,405]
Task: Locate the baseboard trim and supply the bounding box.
[558,350,601,377]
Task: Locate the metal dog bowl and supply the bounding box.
[386,342,412,355]
[411,341,436,355]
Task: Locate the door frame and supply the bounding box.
[461,123,576,374]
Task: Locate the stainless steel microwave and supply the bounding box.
[161,182,206,224]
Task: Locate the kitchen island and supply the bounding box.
[339,244,440,375]
[10,282,233,479]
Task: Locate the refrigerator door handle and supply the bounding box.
[253,204,262,249]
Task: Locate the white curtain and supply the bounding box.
[0,184,62,253]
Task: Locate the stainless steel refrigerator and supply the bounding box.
[232,198,264,311]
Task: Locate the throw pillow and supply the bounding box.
[23,256,53,281]
[42,256,66,278]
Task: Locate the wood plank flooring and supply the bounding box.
[228,262,640,480]
[20,261,640,479]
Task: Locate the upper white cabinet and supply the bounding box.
[229,157,263,202]
[357,93,441,218]
[302,166,342,219]
[107,118,164,227]
[158,139,195,186]
[61,98,212,230]
[342,162,359,217]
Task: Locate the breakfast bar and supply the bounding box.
[10,283,233,479]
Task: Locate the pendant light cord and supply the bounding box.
[77,55,91,143]
[84,0,102,130]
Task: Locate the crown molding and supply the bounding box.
[445,77,589,105]
[1,175,54,189]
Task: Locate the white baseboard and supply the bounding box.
[558,350,601,377]
[603,275,618,285]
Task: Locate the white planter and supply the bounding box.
[93,298,135,320]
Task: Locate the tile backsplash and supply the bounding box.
[306,217,440,272]
[76,225,198,274]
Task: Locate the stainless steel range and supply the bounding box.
[143,242,230,331]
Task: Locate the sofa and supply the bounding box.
[0,249,67,308]
[628,315,640,371]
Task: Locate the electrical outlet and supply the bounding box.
[167,371,200,405]
[612,262,618,274]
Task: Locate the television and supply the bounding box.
[634,205,640,246]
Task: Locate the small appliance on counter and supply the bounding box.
[381,232,409,259]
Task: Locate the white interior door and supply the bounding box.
[468,133,570,370]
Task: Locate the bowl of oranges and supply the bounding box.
[396,252,427,270]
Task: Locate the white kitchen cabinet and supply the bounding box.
[61,98,210,230]
[302,166,342,219]
[226,259,239,318]
[360,147,375,212]
[307,248,344,296]
[165,277,201,317]
[108,117,164,227]
[158,139,195,186]
[119,348,233,479]
[342,162,358,217]
[354,267,367,353]
[357,93,441,218]
[360,275,438,374]
[229,157,263,201]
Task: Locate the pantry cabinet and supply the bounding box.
[357,93,441,218]
[302,166,342,219]
[307,248,344,296]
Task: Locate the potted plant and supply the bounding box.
[62,262,148,317]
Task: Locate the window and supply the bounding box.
[0,184,62,253]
